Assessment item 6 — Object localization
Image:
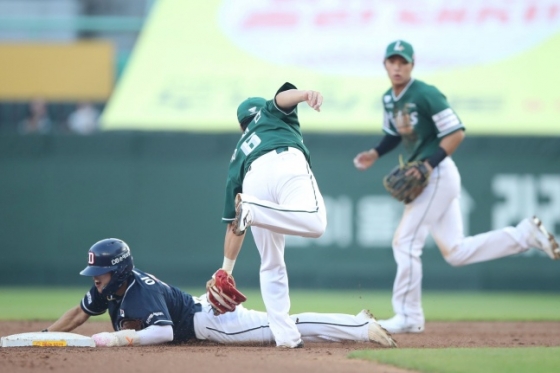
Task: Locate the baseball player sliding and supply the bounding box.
[211,82,328,349]
[41,239,396,348]
[353,40,559,334]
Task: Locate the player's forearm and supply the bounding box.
[224,224,245,270]
[275,89,308,110]
[439,129,465,156]
[92,325,174,347]
[45,305,90,332]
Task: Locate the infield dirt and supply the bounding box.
[2,321,560,373]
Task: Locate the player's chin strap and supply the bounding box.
[92,330,140,347]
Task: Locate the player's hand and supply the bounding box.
[405,161,433,179]
[353,149,378,170]
[305,90,323,112]
[92,332,118,347]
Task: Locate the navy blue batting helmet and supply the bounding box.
[80,238,134,296]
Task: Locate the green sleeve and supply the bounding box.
[423,86,465,136]
[266,82,300,127]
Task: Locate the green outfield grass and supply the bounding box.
[350,347,560,373]
[0,287,559,321]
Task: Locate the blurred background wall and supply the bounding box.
[0,0,558,290]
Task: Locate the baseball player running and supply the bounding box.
[211,82,328,349]
[353,40,559,334]
[42,239,396,348]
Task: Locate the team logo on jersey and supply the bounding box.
[86,291,92,304]
[383,95,392,103]
[120,309,125,317]
[146,311,164,324]
[392,106,418,136]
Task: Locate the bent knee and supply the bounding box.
[441,248,465,267]
[306,215,327,238]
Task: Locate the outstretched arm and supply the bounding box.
[223,223,245,273]
[276,89,323,112]
[93,325,174,347]
[44,305,90,332]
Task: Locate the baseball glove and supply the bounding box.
[120,319,143,331]
[383,157,431,204]
[206,269,247,315]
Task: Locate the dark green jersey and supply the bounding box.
[381,79,464,162]
[222,83,311,222]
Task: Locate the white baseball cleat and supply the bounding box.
[378,314,424,334]
[232,193,252,236]
[356,309,398,348]
[527,216,560,260]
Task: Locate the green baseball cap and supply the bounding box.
[237,97,266,124]
[384,40,414,63]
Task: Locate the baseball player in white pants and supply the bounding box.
[385,157,558,333]
[216,82,328,348]
[194,294,396,347]
[354,40,559,334]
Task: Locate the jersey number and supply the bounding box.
[240,133,261,156]
[141,273,169,287]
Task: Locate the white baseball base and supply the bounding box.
[1,332,95,347]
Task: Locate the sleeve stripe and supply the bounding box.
[432,108,454,121]
[154,320,173,325]
[436,116,461,132]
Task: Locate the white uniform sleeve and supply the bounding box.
[92,325,174,347]
[137,324,174,345]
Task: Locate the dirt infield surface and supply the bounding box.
[2,321,560,373]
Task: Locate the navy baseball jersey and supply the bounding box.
[80,268,201,343]
[381,79,465,162]
[222,82,312,221]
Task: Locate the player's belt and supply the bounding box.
[276,147,289,154]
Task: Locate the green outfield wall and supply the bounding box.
[0,133,559,291]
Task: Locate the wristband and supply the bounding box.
[426,146,448,168]
[222,257,236,274]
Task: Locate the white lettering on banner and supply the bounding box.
[111,251,130,265]
[219,0,560,75]
[492,175,560,256]
[356,196,400,248]
[316,195,353,247]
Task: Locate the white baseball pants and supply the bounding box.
[241,147,327,347]
[391,157,530,326]
[193,294,369,344]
